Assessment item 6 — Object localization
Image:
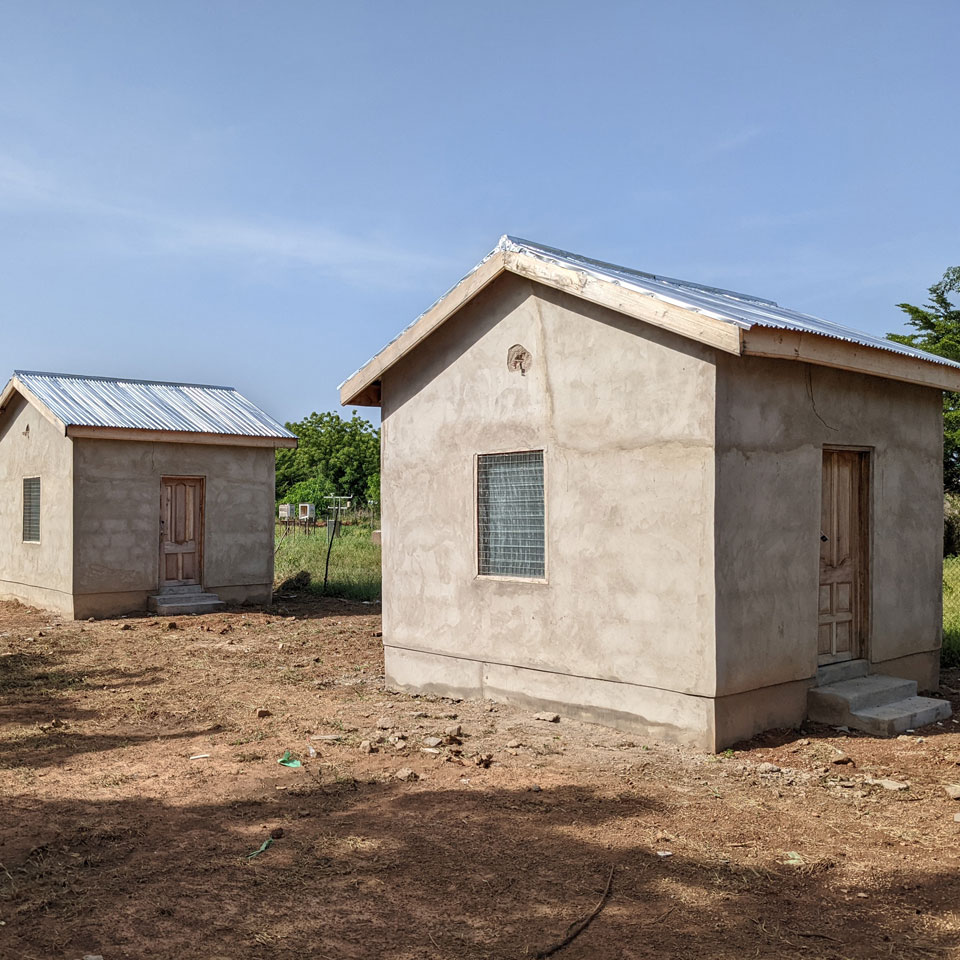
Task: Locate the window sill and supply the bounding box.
[475,574,548,585]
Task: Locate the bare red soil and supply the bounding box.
[1,598,959,959]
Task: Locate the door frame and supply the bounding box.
[159,475,206,589]
[819,446,871,664]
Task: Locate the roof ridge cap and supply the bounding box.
[14,370,236,391]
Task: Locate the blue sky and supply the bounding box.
[1,1,957,424]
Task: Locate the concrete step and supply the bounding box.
[157,584,204,596]
[816,658,869,686]
[148,592,225,616]
[808,674,918,724]
[851,696,953,737]
[808,671,953,735]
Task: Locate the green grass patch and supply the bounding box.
[943,556,960,668]
[275,525,381,602]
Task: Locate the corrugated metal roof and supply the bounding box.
[499,236,960,369]
[341,236,959,391]
[11,371,296,439]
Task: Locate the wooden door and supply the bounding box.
[818,450,868,664]
[160,477,203,586]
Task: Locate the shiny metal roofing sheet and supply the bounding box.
[342,236,958,388]
[499,236,960,369]
[13,371,295,439]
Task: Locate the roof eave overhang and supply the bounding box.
[65,425,298,448]
[741,327,960,393]
[0,375,69,432]
[339,252,508,407]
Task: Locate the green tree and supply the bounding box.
[276,410,380,504]
[365,470,380,505]
[888,267,960,492]
[280,476,336,508]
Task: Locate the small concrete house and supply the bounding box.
[341,236,957,750]
[0,371,296,619]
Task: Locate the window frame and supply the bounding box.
[22,476,41,544]
[474,448,548,583]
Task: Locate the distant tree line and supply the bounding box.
[275,410,380,508]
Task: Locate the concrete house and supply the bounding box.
[0,371,297,619]
[341,236,958,750]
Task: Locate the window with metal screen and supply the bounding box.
[22,477,41,543]
[477,451,545,578]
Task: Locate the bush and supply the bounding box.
[278,477,335,512]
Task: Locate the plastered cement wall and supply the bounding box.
[0,394,74,615]
[72,439,276,614]
[380,274,719,742]
[715,355,943,702]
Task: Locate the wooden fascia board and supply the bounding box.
[0,379,17,414]
[339,253,508,406]
[339,249,747,406]
[65,425,298,448]
[6,377,68,432]
[741,327,960,392]
[502,252,744,356]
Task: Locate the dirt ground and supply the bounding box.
[1,598,959,960]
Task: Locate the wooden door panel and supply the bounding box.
[836,582,852,613]
[818,450,866,664]
[818,622,833,655]
[160,478,203,586]
[181,552,197,582]
[818,585,832,615]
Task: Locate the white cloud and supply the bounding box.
[702,125,764,158]
[0,153,59,204]
[0,151,445,284]
[162,216,442,279]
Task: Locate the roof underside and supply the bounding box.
[9,371,295,439]
[340,235,960,405]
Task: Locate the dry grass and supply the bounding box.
[274,524,381,601]
[944,556,960,668]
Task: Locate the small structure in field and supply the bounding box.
[0,370,297,619]
[341,236,957,749]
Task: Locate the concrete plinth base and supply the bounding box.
[384,644,717,750]
[384,645,822,752]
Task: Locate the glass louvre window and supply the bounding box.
[477,451,545,578]
[22,477,41,542]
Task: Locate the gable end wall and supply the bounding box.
[379,273,720,746]
[0,393,75,616]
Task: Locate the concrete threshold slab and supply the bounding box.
[148,592,225,616]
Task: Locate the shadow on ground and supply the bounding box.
[0,651,206,768]
[2,776,958,960]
